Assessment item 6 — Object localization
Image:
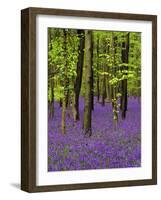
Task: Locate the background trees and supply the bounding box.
[48,28,141,135]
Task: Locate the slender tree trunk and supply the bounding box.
[65,32,71,109]
[106,65,111,102]
[91,32,94,110]
[62,29,68,134]
[48,28,54,119]
[106,42,111,102]
[49,79,54,119]
[111,34,119,128]
[83,30,92,136]
[65,78,70,108]
[91,67,94,110]
[121,33,130,119]
[62,99,66,134]
[102,65,107,106]
[73,30,85,121]
[96,36,100,102]
[111,34,117,108]
[137,66,141,102]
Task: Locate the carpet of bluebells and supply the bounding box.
[48,97,141,172]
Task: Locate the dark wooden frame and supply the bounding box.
[21,7,157,193]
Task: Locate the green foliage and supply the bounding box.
[48,29,80,100]
[48,28,141,124]
[48,86,53,102]
[93,30,141,122]
[54,86,64,101]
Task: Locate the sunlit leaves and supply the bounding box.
[48,29,80,100]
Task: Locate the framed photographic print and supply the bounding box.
[21,7,157,192]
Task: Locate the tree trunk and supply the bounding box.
[91,67,94,110]
[111,34,119,128]
[48,28,54,119]
[121,33,130,119]
[91,32,94,110]
[106,64,111,102]
[73,30,85,121]
[137,66,141,102]
[65,79,70,108]
[106,42,111,102]
[62,99,66,134]
[111,34,117,108]
[61,29,68,134]
[96,35,100,102]
[102,65,107,106]
[83,30,92,136]
[49,79,54,119]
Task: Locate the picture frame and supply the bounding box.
[21,7,157,192]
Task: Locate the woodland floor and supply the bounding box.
[48,97,141,172]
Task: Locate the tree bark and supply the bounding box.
[102,65,107,106]
[106,64,111,102]
[91,67,94,110]
[121,33,130,119]
[48,28,54,119]
[96,35,100,102]
[91,32,94,110]
[83,30,92,136]
[49,79,54,119]
[61,29,68,134]
[73,30,85,121]
[106,41,111,102]
[111,34,117,108]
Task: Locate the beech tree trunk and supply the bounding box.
[121,33,130,119]
[73,30,85,121]
[83,30,92,136]
[96,36,100,102]
[62,29,68,134]
[49,79,54,119]
[48,28,54,119]
[91,32,94,110]
[102,65,107,106]
[106,42,111,102]
[111,35,117,108]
